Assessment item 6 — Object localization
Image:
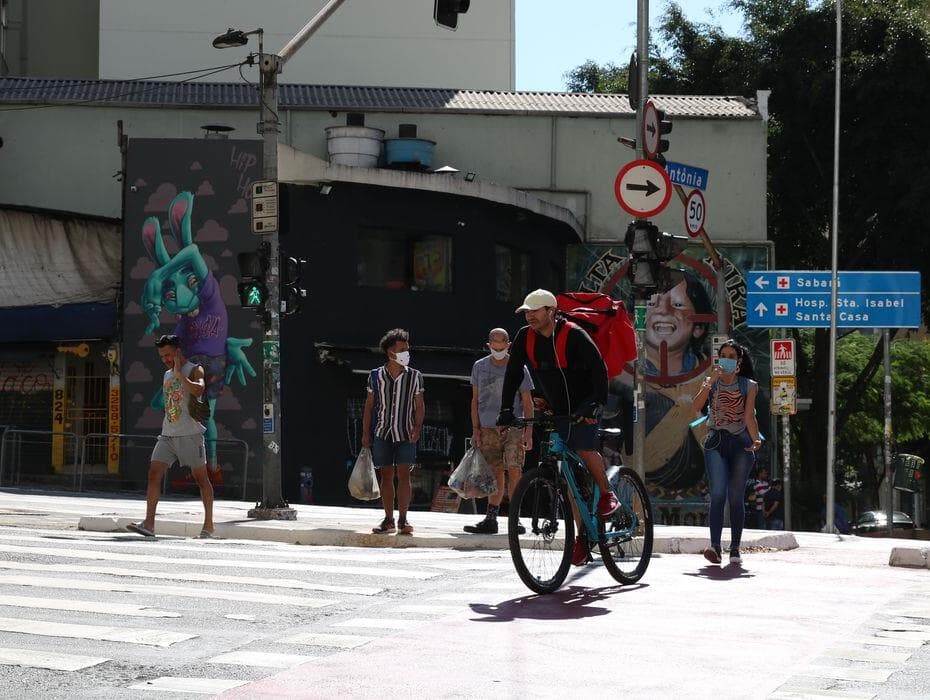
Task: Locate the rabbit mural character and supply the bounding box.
[141,191,256,472]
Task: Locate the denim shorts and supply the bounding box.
[372,436,417,468]
[554,418,600,451]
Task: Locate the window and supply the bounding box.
[357,228,452,292]
[495,244,530,304]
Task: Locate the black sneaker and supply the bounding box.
[372,518,396,534]
[729,548,742,565]
[463,518,498,534]
[702,545,722,564]
[515,523,526,535]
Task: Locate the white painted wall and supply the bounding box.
[0,104,766,243]
[98,0,515,90]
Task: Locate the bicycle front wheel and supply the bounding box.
[599,466,653,585]
[508,466,575,594]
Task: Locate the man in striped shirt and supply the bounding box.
[362,328,425,535]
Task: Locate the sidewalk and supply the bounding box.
[7,486,930,565]
[2,486,796,553]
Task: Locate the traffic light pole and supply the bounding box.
[630,0,650,481]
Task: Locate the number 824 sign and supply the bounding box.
[684,189,706,237]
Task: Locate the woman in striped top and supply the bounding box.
[690,340,762,566]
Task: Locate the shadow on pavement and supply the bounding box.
[468,583,646,622]
[682,563,756,580]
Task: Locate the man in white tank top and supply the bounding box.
[127,335,214,538]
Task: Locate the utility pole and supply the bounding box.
[883,328,893,534]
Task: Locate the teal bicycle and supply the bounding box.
[507,417,654,594]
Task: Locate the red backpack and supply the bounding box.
[525,292,637,378]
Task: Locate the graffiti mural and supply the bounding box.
[122,139,262,488]
[567,242,772,513]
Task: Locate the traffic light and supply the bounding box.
[281,254,307,316]
[237,242,270,309]
[434,0,470,30]
[651,108,672,166]
[624,220,688,293]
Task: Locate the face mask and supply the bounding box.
[393,351,410,367]
[718,357,738,374]
[489,349,509,360]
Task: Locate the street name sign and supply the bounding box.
[771,339,795,376]
[684,189,705,237]
[665,161,709,191]
[614,159,672,219]
[747,271,921,328]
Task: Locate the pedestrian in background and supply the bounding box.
[750,466,771,529]
[127,334,214,539]
[362,328,425,535]
[463,328,534,535]
[691,339,762,565]
[765,480,785,530]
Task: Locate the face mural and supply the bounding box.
[567,244,771,508]
[122,140,263,486]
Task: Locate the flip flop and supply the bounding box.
[126,522,155,537]
[197,529,215,539]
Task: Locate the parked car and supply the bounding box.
[852,510,915,534]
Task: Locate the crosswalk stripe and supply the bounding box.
[0,530,494,564]
[128,677,248,694]
[0,647,110,671]
[0,616,195,647]
[873,629,930,641]
[331,617,421,630]
[208,651,316,668]
[769,690,876,699]
[432,592,503,601]
[821,647,912,664]
[0,594,180,618]
[846,635,925,648]
[864,620,930,633]
[278,632,376,649]
[0,574,333,609]
[0,543,437,579]
[0,560,382,596]
[795,665,895,683]
[391,604,462,614]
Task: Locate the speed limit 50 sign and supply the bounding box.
[684,189,706,237]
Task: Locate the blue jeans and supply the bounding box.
[703,429,755,549]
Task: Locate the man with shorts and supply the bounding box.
[362,328,425,535]
[463,328,534,535]
[127,334,214,538]
[498,289,617,566]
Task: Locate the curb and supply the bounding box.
[889,546,930,569]
[79,515,800,553]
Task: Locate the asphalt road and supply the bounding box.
[0,521,928,698]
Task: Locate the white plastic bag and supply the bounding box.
[447,447,498,499]
[348,448,381,501]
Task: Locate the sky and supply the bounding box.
[515,0,745,92]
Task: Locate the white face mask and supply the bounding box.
[489,349,509,360]
[393,350,410,367]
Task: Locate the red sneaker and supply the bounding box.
[572,536,588,566]
[597,491,620,517]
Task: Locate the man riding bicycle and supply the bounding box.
[498,289,619,566]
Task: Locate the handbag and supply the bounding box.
[348,448,380,501]
[187,366,212,422]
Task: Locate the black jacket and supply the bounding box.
[501,319,608,417]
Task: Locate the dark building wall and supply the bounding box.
[279,182,574,504]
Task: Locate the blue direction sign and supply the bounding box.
[665,161,709,191]
[747,271,921,328]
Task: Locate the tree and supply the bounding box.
[565,0,930,501]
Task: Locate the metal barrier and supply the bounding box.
[0,429,79,488]
[77,433,251,500]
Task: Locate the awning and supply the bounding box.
[0,303,117,342]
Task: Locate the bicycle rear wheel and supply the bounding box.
[508,466,574,594]
[599,466,653,585]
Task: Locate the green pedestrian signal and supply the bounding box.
[237,243,271,310]
[237,281,267,309]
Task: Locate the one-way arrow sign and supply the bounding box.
[614,159,672,218]
[625,181,660,196]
